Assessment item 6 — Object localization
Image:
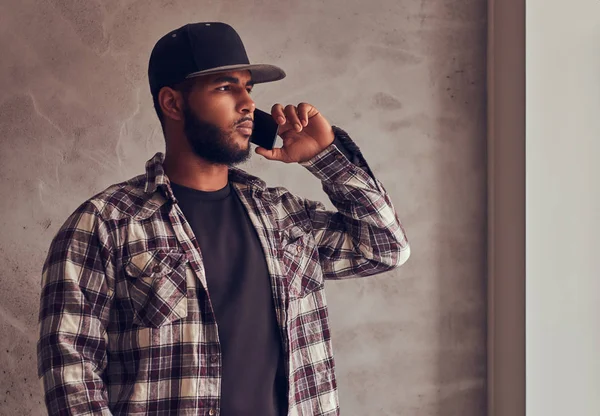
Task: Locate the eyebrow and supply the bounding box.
[211,76,255,87]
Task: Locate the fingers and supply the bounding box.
[284,105,303,132]
[296,103,311,127]
[270,103,314,132]
[271,103,286,125]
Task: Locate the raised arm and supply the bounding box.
[298,126,410,279]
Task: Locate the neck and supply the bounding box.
[163,149,229,192]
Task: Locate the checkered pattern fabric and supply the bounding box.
[37,127,410,415]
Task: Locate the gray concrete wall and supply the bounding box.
[0,0,487,414]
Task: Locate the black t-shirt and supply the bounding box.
[170,180,287,416]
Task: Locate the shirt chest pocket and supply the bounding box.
[280,227,324,299]
[124,249,189,328]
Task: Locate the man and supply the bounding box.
[37,22,410,416]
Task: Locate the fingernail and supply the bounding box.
[302,119,308,126]
[278,116,285,124]
[295,123,302,131]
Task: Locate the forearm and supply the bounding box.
[299,127,410,277]
[330,126,378,183]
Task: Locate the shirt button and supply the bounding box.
[210,355,218,363]
[296,245,302,253]
[208,409,216,416]
[152,265,161,273]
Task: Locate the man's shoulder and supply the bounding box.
[77,172,152,222]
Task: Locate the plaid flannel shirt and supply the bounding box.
[37,126,410,415]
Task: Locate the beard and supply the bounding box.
[182,102,252,166]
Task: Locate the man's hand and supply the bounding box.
[255,103,335,163]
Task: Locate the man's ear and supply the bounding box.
[158,87,185,123]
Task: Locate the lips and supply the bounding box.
[236,120,253,136]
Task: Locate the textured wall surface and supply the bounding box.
[0,0,487,414]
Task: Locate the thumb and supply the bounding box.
[255,146,284,161]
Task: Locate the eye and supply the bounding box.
[216,85,230,91]
[246,88,253,94]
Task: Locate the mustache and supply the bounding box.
[235,116,253,126]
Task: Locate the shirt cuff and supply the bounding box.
[299,126,378,183]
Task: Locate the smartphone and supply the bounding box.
[250,108,279,150]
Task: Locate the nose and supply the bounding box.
[238,90,256,114]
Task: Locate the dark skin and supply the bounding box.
[159,70,336,191]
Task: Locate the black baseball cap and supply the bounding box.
[148,22,286,97]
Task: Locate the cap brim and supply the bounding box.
[185,63,286,84]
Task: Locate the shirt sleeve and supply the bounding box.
[37,200,114,415]
[298,126,410,279]
[330,126,378,181]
